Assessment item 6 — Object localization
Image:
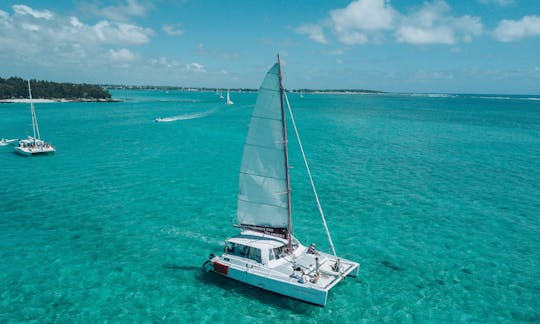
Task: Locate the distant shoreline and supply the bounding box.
[105,85,385,94]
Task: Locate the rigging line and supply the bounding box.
[284,92,337,257]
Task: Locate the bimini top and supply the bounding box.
[226,230,287,250]
[19,137,46,145]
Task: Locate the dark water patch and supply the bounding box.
[461,268,473,275]
[380,260,404,271]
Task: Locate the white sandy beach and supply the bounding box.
[0,98,115,103]
[0,98,62,103]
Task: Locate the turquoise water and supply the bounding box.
[1,91,539,322]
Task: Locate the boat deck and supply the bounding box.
[275,251,359,290]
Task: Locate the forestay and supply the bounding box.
[236,63,289,233]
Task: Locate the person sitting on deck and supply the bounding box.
[307,243,319,255]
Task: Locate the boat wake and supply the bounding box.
[154,108,216,123]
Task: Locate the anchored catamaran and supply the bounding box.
[14,80,56,156]
[203,56,359,306]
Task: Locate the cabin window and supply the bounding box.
[224,242,235,253]
[246,247,261,263]
[224,242,259,262]
[268,248,276,261]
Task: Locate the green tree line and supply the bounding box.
[0,77,111,100]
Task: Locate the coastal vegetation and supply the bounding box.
[0,77,112,100]
[104,84,384,94]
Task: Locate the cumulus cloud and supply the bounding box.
[109,48,136,61]
[0,4,156,74]
[93,21,153,45]
[296,0,483,46]
[12,5,53,20]
[186,62,206,73]
[149,56,179,68]
[329,0,397,44]
[396,1,482,44]
[295,24,327,44]
[163,24,184,36]
[493,16,540,42]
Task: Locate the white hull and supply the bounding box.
[14,145,55,156]
[212,261,329,305]
[204,234,359,306]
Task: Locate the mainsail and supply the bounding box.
[236,63,290,236]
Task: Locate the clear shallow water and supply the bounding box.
[1,90,539,322]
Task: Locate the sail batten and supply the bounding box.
[239,171,285,181]
[236,63,289,231]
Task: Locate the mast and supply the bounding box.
[277,54,293,253]
[27,80,41,141]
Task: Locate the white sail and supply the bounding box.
[226,90,234,105]
[236,63,289,231]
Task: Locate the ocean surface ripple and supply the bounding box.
[1,90,539,322]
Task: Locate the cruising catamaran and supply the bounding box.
[203,56,359,306]
[14,80,56,156]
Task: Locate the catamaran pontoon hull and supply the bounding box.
[203,231,359,306]
[204,255,358,306]
[14,146,55,156]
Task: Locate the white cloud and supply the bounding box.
[12,5,53,20]
[330,0,396,31]
[70,17,83,28]
[109,48,136,61]
[0,4,156,74]
[186,62,206,73]
[295,24,328,44]
[329,0,397,44]
[493,16,540,42]
[93,21,153,45]
[163,24,184,36]
[149,56,179,68]
[297,0,482,46]
[395,1,482,44]
[21,23,40,32]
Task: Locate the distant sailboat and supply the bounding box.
[226,89,234,105]
[203,56,359,306]
[14,80,56,156]
[219,89,224,99]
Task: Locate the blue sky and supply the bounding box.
[0,0,539,94]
